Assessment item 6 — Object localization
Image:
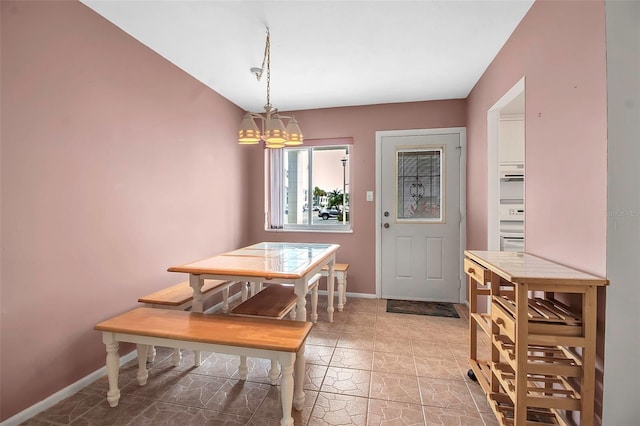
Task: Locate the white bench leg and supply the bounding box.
[136,344,149,386]
[189,274,205,313]
[222,285,230,313]
[172,348,182,366]
[293,346,305,411]
[269,359,280,385]
[311,284,318,323]
[238,356,248,380]
[241,281,249,301]
[146,345,156,363]
[103,337,121,407]
[279,352,296,426]
[337,272,345,312]
[289,307,297,320]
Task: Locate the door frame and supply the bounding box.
[375,128,467,302]
[487,77,525,250]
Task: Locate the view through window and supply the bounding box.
[281,145,350,230]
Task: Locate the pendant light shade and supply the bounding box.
[237,29,303,149]
[264,113,288,145]
[238,113,261,144]
[285,115,303,145]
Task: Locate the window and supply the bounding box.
[396,147,443,222]
[266,141,351,231]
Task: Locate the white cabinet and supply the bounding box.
[498,116,524,164]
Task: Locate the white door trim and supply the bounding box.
[375,127,467,302]
[487,77,525,250]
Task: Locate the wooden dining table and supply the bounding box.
[168,242,339,413]
[168,241,341,321]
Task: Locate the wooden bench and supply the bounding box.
[138,279,238,365]
[138,279,237,312]
[231,284,299,319]
[231,276,320,384]
[95,307,312,426]
[321,263,350,312]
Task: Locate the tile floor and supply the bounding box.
[21,297,499,425]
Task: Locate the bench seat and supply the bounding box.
[95,307,312,426]
[138,279,234,311]
[231,284,297,319]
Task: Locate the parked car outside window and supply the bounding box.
[318,207,341,220]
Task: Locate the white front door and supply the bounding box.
[377,128,465,302]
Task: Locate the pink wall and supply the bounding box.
[0,1,247,420]
[466,0,607,275]
[246,101,467,295]
[465,1,608,421]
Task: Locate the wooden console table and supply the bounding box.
[464,250,608,425]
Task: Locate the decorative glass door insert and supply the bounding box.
[396,147,444,222]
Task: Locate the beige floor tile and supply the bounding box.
[369,372,421,405]
[308,330,340,347]
[305,363,329,391]
[411,339,454,359]
[373,335,412,354]
[367,399,426,425]
[308,392,368,426]
[372,352,416,375]
[133,401,208,425]
[251,388,318,425]
[321,367,371,397]
[305,344,335,366]
[414,355,465,381]
[336,333,375,350]
[158,373,227,407]
[422,405,485,426]
[330,348,373,370]
[418,377,477,412]
[203,379,271,416]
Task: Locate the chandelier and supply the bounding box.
[237,29,303,148]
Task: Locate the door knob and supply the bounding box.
[383,223,390,228]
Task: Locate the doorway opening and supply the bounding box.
[487,78,525,251]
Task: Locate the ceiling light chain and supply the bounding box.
[237,28,303,148]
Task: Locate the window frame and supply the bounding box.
[266,139,353,233]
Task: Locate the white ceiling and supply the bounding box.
[80,0,534,113]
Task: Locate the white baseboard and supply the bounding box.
[1,350,138,426]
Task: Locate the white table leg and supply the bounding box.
[327,263,335,322]
[135,344,149,385]
[279,352,296,426]
[103,334,121,407]
[294,279,307,325]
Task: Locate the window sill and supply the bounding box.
[265,227,353,234]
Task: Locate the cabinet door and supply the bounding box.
[499,119,524,163]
